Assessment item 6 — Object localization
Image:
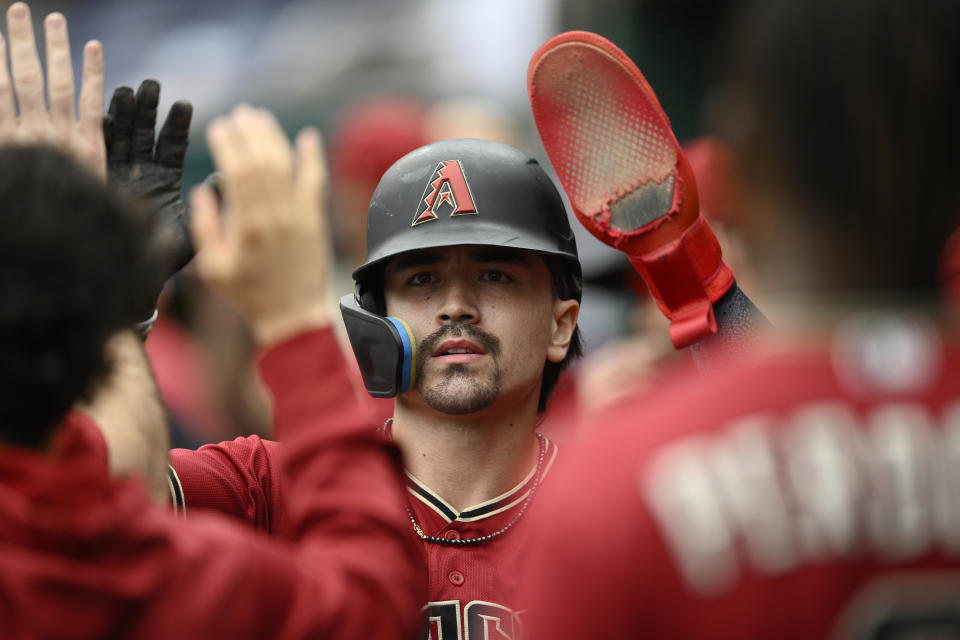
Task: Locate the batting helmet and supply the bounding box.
[340,138,581,398]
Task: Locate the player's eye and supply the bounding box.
[480,270,513,284]
[407,272,439,286]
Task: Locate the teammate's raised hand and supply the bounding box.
[105,79,195,275]
[0,3,105,179]
[190,105,330,346]
[103,80,195,325]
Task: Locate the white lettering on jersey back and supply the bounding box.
[642,400,960,596]
[708,416,798,575]
[783,403,862,562]
[643,438,738,595]
[864,403,935,560]
[935,402,960,553]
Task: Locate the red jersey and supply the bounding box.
[406,436,559,640]
[0,328,424,639]
[523,313,960,639]
[170,332,560,639]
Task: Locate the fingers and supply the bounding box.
[202,171,223,203]
[76,40,104,146]
[6,3,45,123]
[155,100,192,169]
[196,106,333,342]
[293,127,324,225]
[205,116,246,199]
[254,107,294,186]
[206,106,293,224]
[0,6,104,177]
[239,107,293,217]
[189,183,228,276]
[44,12,75,129]
[131,79,159,163]
[102,113,114,151]
[0,35,16,141]
[106,86,135,165]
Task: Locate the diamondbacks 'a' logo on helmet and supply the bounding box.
[412,160,478,226]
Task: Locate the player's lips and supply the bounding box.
[432,339,486,363]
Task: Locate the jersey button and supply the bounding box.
[444,530,461,541]
[448,570,465,586]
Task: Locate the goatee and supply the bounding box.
[416,323,502,415]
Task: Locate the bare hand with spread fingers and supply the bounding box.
[0,3,105,179]
[190,106,330,346]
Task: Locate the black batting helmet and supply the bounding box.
[356,138,580,294]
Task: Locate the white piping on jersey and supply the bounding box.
[405,436,558,523]
[457,490,531,522]
[167,463,186,519]
[406,476,459,523]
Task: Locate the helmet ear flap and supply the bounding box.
[341,283,416,398]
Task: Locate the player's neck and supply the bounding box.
[391,399,542,513]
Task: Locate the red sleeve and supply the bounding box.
[168,436,284,530]
[153,326,425,638]
[167,323,360,529]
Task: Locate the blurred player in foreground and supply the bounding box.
[0,4,424,638]
[522,0,960,637]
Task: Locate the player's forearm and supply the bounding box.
[259,325,426,638]
[689,281,770,368]
[178,107,425,634]
[75,330,171,503]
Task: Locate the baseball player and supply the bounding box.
[167,138,578,638]
[163,130,756,640]
[521,0,960,637]
[122,26,776,640]
[0,4,424,637]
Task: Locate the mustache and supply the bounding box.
[417,323,501,363]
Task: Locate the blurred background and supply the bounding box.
[12,0,755,445]
[33,0,739,231]
[24,0,733,166]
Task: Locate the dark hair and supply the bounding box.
[715,0,960,292]
[0,146,161,448]
[539,255,583,413]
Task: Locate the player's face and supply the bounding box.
[383,245,578,416]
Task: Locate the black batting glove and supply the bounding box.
[104,79,194,320]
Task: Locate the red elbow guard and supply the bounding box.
[629,214,734,348]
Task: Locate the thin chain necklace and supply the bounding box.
[383,419,547,546]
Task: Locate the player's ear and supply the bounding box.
[547,298,579,363]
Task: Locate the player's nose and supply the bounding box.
[437,278,479,324]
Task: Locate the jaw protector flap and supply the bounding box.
[339,293,416,398]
